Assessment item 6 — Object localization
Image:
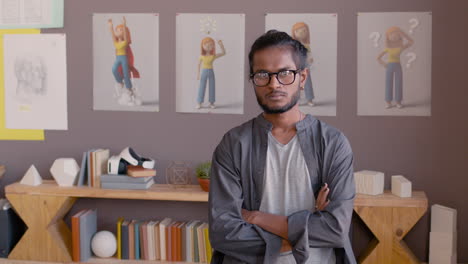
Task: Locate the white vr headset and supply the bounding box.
[107,147,155,174]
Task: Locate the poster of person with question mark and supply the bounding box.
[357,12,432,116]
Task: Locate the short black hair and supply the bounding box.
[248,29,308,75]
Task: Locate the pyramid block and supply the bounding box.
[50,158,80,187]
[20,165,43,186]
[391,175,412,197]
[354,170,384,195]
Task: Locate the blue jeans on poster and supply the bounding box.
[112,55,132,89]
[197,69,215,104]
[385,62,403,102]
[304,73,314,101]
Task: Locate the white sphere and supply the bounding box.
[91,231,117,258]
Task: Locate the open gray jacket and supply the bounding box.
[209,114,356,264]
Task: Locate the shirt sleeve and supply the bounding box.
[209,134,282,264]
[287,132,355,263]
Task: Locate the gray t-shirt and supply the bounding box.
[259,132,335,264]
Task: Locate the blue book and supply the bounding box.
[134,221,140,260]
[100,174,153,184]
[79,209,97,261]
[77,151,87,186]
[121,221,129,260]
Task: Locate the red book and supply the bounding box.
[71,210,87,262]
[127,165,156,177]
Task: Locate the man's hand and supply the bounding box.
[315,183,330,211]
[241,208,258,225]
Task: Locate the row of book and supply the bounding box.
[77,149,110,188]
[117,218,213,263]
[71,209,97,262]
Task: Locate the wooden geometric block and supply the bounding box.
[0,165,5,179]
[20,165,42,186]
[431,204,457,233]
[429,232,457,254]
[354,170,384,195]
[5,193,76,262]
[391,175,412,198]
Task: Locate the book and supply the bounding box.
[79,209,97,262]
[147,221,155,260]
[140,221,148,260]
[116,217,124,259]
[180,222,187,261]
[93,149,110,188]
[101,178,154,190]
[127,165,157,177]
[204,223,213,263]
[192,221,204,262]
[197,223,206,263]
[129,220,135,259]
[159,218,172,261]
[87,150,94,187]
[166,222,172,261]
[71,210,87,262]
[77,152,87,186]
[100,174,153,184]
[121,220,130,260]
[134,221,141,260]
[154,221,161,260]
[185,220,198,262]
[171,222,178,261]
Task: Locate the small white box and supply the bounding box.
[391,175,412,197]
[354,170,384,195]
[431,204,457,233]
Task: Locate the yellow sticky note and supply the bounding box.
[0,29,44,141]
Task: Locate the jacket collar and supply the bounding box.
[255,113,316,132]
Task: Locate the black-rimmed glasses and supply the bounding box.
[250,69,302,87]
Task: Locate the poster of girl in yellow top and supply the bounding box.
[358,12,432,116]
[266,13,338,116]
[176,14,245,114]
[93,13,159,112]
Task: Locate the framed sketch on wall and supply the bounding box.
[357,12,432,116]
[93,13,159,112]
[266,13,338,116]
[3,33,68,130]
[176,13,245,114]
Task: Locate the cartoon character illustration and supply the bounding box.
[377,26,414,109]
[196,37,226,109]
[108,16,142,106]
[292,22,315,106]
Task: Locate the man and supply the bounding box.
[209,30,356,264]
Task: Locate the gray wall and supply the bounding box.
[0,0,467,262]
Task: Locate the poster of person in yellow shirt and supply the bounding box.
[176,14,245,114]
[357,12,432,116]
[93,13,160,112]
[196,37,226,109]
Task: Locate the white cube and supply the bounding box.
[354,170,384,195]
[391,175,412,197]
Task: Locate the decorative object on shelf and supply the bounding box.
[195,161,211,192]
[20,165,42,186]
[391,175,412,197]
[50,158,80,187]
[0,165,5,180]
[166,161,192,186]
[91,230,117,258]
[119,147,155,169]
[429,204,457,264]
[354,170,384,195]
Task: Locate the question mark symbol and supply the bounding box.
[409,18,419,34]
[368,32,381,48]
[406,52,416,68]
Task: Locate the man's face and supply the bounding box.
[252,46,307,114]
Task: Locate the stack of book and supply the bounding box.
[100,174,155,190]
[117,217,212,263]
[71,209,97,262]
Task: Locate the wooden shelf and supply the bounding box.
[5,180,208,202]
[0,257,199,263]
[355,190,427,207]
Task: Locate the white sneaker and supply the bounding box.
[307,100,314,106]
[209,103,216,109]
[385,102,392,109]
[114,83,125,99]
[130,88,142,106]
[196,103,202,109]
[396,103,404,109]
[118,90,135,106]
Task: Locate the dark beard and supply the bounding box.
[256,85,301,114]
